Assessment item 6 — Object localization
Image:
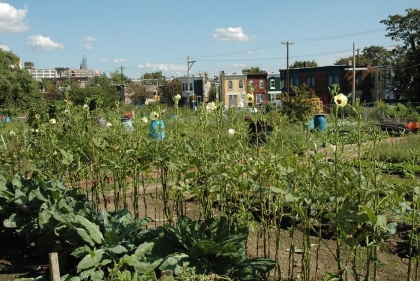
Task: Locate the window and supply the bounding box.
[270,79,275,89]
[357,73,362,87]
[290,77,300,86]
[378,71,381,81]
[327,75,340,87]
[239,80,243,90]
[259,80,264,89]
[306,76,315,87]
[268,93,276,101]
[249,80,254,88]
[256,94,264,104]
[228,80,233,91]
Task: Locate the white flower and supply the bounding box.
[64,109,69,114]
[63,99,68,103]
[106,122,112,127]
[206,102,217,111]
[83,104,89,110]
[333,93,348,107]
[245,93,254,103]
[228,129,235,136]
[150,111,159,120]
[141,117,148,123]
[49,118,56,125]
[31,128,39,133]
[9,131,16,136]
[174,94,181,101]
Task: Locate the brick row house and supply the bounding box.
[219,65,391,108]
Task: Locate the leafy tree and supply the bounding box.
[0,49,41,112]
[278,83,317,122]
[242,66,262,74]
[290,60,317,68]
[68,78,119,109]
[334,54,371,67]
[129,83,154,104]
[143,71,163,79]
[110,69,131,85]
[381,8,420,100]
[362,45,393,66]
[160,79,182,106]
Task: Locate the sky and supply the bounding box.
[1,0,419,80]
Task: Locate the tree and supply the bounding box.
[160,79,182,106]
[334,55,371,67]
[380,8,420,100]
[362,45,393,66]
[110,70,131,85]
[143,71,163,79]
[242,66,262,74]
[290,60,317,68]
[0,49,41,112]
[129,83,153,104]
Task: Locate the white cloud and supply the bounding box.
[27,35,64,50]
[232,63,246,67]
[138,63,185,72]
[83,36,97,42]
[0,2,29,34]
[247,49,264,55]
[101,58,108,62]
[0,44,10,51]
[114,58,127,63]
[82,43,93,50]
[317,51,352,66]
[213,27,255,42]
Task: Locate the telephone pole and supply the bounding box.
[281,41,294,94]
[187,56,196,106]
[120,65,125,81]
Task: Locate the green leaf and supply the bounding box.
[75,227,95,246]
[75,215,103,244]
[376,215,387,229]
[108,244,127,254]
[104,231,119,245]
[134,242,154,258]
[60,274,81,281]
[3,213,25,228]
[159,253,189,276]
[71,245,91,258]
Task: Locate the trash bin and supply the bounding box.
[121,118,134,131]
[314,114,327,132]
[149,120,165,140]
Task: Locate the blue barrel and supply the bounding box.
[305,118,315,130]
[149,120,165,140]
[121,118,134,131]
[314,114,327,131]
[5,116,10,123]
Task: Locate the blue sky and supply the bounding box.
[1,0,419,79]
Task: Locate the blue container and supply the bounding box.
[305,118,315,130]
[5,116,10,123]
[149,120,165,140]
[121,118,134,131]
[314,114,327,131]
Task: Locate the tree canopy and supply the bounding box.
[242,67,263,74]
[290,60,317,68]
[0,49,41,113]
[381,8,420,99]
[160,79,182,106]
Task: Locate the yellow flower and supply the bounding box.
[333,93,348,107]
[9,131,16,136]
[83,104,89,110]
[174,94,181,101]
[64,109,69,114]
[49,118,56,125]
[206,102,217,111]
[150,111,159,120]
[106,122,112,127]
[245,93,254,103]
[141,117,148,123]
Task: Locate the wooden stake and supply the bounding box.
[49,252,60,281]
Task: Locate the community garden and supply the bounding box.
[1,90,420,281]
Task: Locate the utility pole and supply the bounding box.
[187,56,196,107]
[356,48,360,67]
[352,43,356,105]
[281,41,294,94]
[120,65,125,82]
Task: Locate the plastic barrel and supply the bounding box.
[121,118,134,131]
[5,116,10,123]
[149,120,165,140]
[314,114,327,131]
